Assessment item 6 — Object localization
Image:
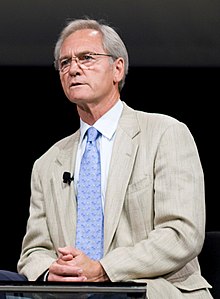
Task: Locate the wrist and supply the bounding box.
[96,261,109,282]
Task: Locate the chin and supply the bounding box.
[68,97,88,104]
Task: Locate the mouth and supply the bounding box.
[70,82,83,88]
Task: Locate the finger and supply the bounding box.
[48,272,87,282]
[58,246,74,255]
[59,254,74,261]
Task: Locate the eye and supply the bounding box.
[60,58,71,68]
[80,54,95,62]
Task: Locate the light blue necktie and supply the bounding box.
[75,127,104,260]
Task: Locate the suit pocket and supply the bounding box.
[127,176,152,194]
[125,176,154,240]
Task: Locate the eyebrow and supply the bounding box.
[59,51,97,60]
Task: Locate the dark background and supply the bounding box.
[0,0,219,272]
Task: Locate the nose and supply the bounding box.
[69,57,79,67]
[68,57,81,74]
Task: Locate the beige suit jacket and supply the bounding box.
[18,102,212,298]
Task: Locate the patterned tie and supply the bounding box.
[75,127,104,260]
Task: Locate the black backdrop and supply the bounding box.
[0,65,219,272]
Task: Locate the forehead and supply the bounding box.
[60,29,104,55]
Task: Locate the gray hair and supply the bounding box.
[54,18,129,91]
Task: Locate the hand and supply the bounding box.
[48,247,86,282]
[48,246,109,282]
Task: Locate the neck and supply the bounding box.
[77,96,120,125]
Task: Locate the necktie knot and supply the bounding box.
[87,127,99,142]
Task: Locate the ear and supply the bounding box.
[113,58,125,84]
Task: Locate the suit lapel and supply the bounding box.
[104,103,140,252]
[51,131,80,246]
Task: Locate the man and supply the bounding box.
[0,18,213,298]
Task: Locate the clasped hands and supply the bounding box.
[48,246,108,282]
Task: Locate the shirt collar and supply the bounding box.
[79,99,123,143]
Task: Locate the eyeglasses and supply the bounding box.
[54,52,114,73]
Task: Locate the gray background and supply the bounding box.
[1,0,220,67]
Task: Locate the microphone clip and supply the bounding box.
[63,172,73,185]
